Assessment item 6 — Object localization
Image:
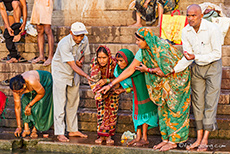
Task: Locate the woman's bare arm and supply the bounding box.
[99,59,140,94]
[13,92,22,137]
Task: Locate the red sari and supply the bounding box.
[90,45,119,137]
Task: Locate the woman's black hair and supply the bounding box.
[115,53,122,58]
[96,46,108,57]
[135,32,145,41]
[9,74,25,90]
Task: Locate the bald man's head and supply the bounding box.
[187,4,202,14]
[186,4,203,31]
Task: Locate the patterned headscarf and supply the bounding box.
[90,45,117,99]
[136,27,190,112]
[91,45,116,79]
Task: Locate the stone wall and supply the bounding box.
[0,0,229,26]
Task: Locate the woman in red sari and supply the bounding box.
[90,45,119,144]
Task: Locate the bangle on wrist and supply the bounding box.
[17,125,21,128]
[27,104,32,108]
[86,76,90,80]
[106,79,110,84]
[147,68,150,73]
[108,83,113,88]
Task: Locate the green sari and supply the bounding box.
[21,70,53,131]
[114,49,158,131]
[136,27,191,143]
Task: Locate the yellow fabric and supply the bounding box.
[160,14,187,45]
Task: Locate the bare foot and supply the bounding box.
[6,58,18,63]
[106,137,114,144]
[30,130,38,138]
[95,137,105,144]
[43,58,52,66]
[134,139,149,147]
[69,131,88,138]
[197,140,208,152]
[13,34,21,42]
[128,23,143,28]
[43,134,49,138]
[127,138,141,145]
[22,129,30,137]
[153,140,168,150]
[159,142,177,151]
[186,140,201,150]
[57,135,69,142]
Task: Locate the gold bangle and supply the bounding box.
[17,126,21,128]
[27,104,32,108]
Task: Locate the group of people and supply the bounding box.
[0,0,54,66]
[0,1,222,152]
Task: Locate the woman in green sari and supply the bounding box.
[114,49,158,146]
[99,27,191,151]
[10,70,53,138]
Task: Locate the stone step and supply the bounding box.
[1,84,230,105]
[25,25,230,45]
[1,129,230,153]
[1,43,230,65]
[0,0,228,26]
[1,60,230,90]
[1,108,230,139]
[1,23,230,45]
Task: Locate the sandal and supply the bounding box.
[32,57,45,64]
[18,56,27,63]
[1,56,11,62]
[1,79,10,86]
[28,56,37,63]
[6,57,18,63]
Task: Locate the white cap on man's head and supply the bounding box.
[71,22,88,35]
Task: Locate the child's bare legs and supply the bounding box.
[30,126,38,138]
[43,24,54,66]
[186,130,203,150]
[135,123,149,146]
[128,127,142,145]
[32,25,46,63]
[129,12,143,27]
[22,123,30,137]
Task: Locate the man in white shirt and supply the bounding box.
[174,4,222,151]
[52,22,94,142]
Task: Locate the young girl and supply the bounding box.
[114,49,158,146]
[90,45,119,144]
